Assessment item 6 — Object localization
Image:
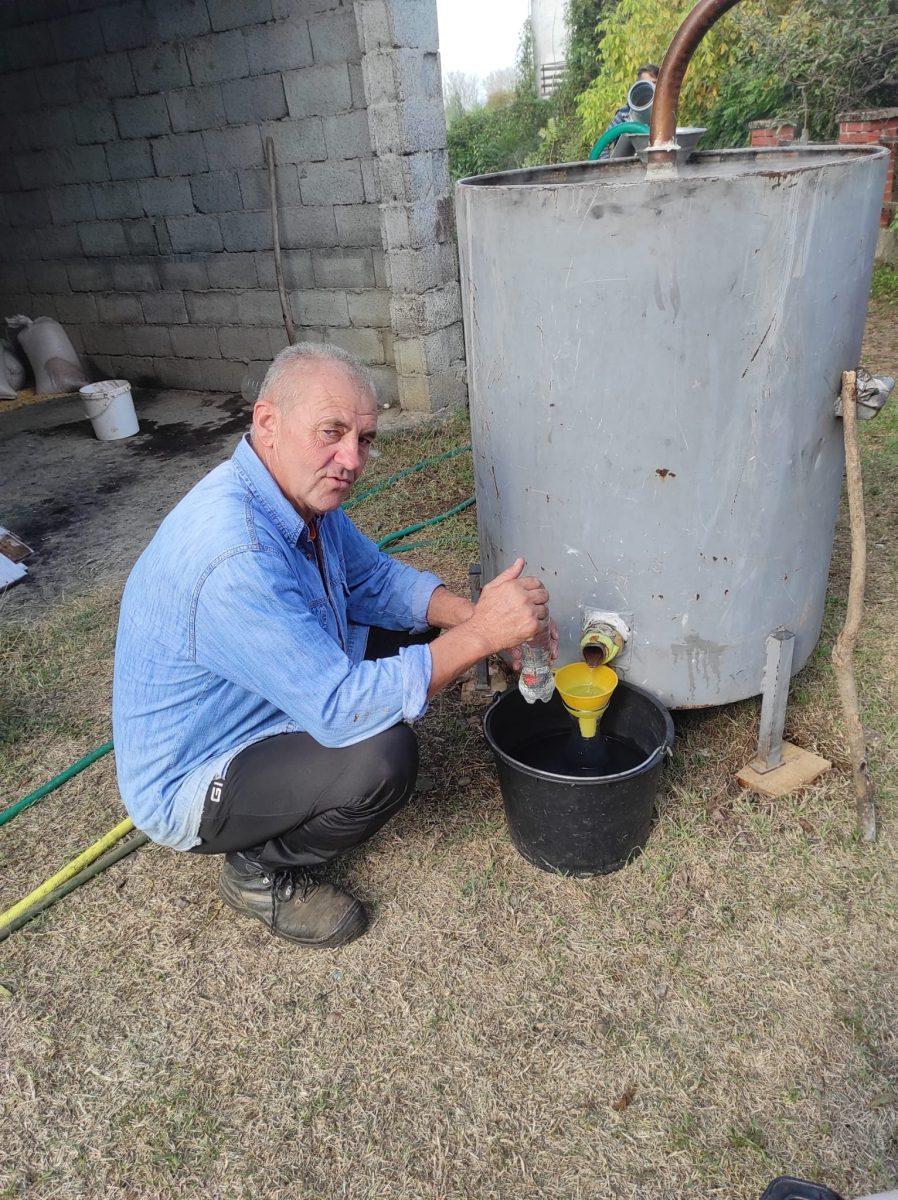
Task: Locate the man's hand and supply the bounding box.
[468,558,549,655]
[426,558,552,699]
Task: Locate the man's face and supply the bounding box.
[253,362,378,521]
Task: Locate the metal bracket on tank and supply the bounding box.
[750,628,795,773]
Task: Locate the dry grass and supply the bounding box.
[0,311,896,1200]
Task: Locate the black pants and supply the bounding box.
[191,627,435,871]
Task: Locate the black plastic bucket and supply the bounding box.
[483,681,674,876]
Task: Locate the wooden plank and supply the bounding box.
[736,741,832,798]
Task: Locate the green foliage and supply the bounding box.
[577,0,744,145]
[702,65,788,148]
[870,265,898,305]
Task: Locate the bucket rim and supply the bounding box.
[482,679,675,785]
[79,378,131,399]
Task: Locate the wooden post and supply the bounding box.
[831,370,877,842]
[265,136,296,347]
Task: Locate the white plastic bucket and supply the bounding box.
[79,379,139,441]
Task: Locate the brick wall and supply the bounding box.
[838,108,898,227]
[0,0,465,410]
[747,119,799,149]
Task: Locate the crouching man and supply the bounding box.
[113,344,553,950]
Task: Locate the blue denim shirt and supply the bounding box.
[112,434,443,851]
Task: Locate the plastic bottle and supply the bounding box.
[518,641,555,704]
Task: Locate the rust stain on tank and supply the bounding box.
[655,468,676,479]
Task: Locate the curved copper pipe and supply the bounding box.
[648,0,744,164]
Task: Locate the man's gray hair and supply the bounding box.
[257,341,378,409]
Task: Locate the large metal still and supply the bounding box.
[456,147,887,708]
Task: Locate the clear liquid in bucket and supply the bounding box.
[511,729,646,777]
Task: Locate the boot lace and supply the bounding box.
[260,868,318,932]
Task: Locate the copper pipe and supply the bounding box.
[648,0,744,166]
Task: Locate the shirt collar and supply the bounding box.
[232,433,309,546]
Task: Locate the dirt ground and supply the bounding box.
[0,300,895,1200]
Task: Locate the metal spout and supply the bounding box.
[580,611,630,667]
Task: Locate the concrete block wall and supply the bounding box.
[0,0,465,410]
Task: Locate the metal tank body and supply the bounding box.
[456,147,887,708]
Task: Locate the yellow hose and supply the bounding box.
[0,817,134,931]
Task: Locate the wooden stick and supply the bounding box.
[265,136,296,346]
[831,369,877,842]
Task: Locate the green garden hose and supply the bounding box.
[0,740,114,829]
[587,121,650,161]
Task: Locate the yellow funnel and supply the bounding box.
[554,663,619,739]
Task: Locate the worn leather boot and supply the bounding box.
[218,854,368,948]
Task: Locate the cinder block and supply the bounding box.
[97,291,143,323]
[127,326,173,357]
[166,214,223,253]
[78,219,128,256]
[389,0,439,51]
[358,49,394,106]
[255,246,314,290]
[5,192,52,228]
[354,0,391,52]
[348,62,366,108]
[61,144,110,184]
[390,48,442,103]
[222,73,288,124]
[105,138,153,181]
[307,8,359,64]
[26,261,70,292]
[23,109,76,151]
[366,363,399,406]
[298,160,364,206]
[131,43,191,94]
[381,197,440,250]
[385,243,456,293]
[324,325,384,364]
[178,357,246,392]
[167,85,226,134]
[38,226,83,259]
[140,291,189,324]
[50,10,105,61]
[283,63,351,119]
[79,323,130,355]
[367,98,444,155]
[376,149,445,204]
[68,259,113,291]
[391,282,461,335]
[35,61,78,108]
[114,94,171,139]
[112,260,160,291]
[347,288,391,328]
[140,176,195,217]
[153,0,211,41]
[334,203,382,248]
[219,209,272,252]
[91,181,143,220]
[187,29,250,84]
[279,204,338,249]
[29,294,60,321]
[15,149,65,190]
[291,289,350,326]
[272,0,342,16]
[96,355,156,385]
[151,132,209,177]
[0,263,27,290]
[236,290,284,326]
[203,125,264,170]
[208,251,258,288]
[77,51,136,101]
[261,117,326,164]
[171,326,222,358]
[311,247,374,289]
[208,0,273,31]
[238,165,301,209]
[71,103,118,145]
[124,217,161,255]
[100,1,151,52]
[322,110,370,159]
[245,18,313,75]
[157,257,209,290]
[55,291,99,324]
[1,24,53,72]
[191,171,242,214]
[185,289,239,324]
[217,324,275,360]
